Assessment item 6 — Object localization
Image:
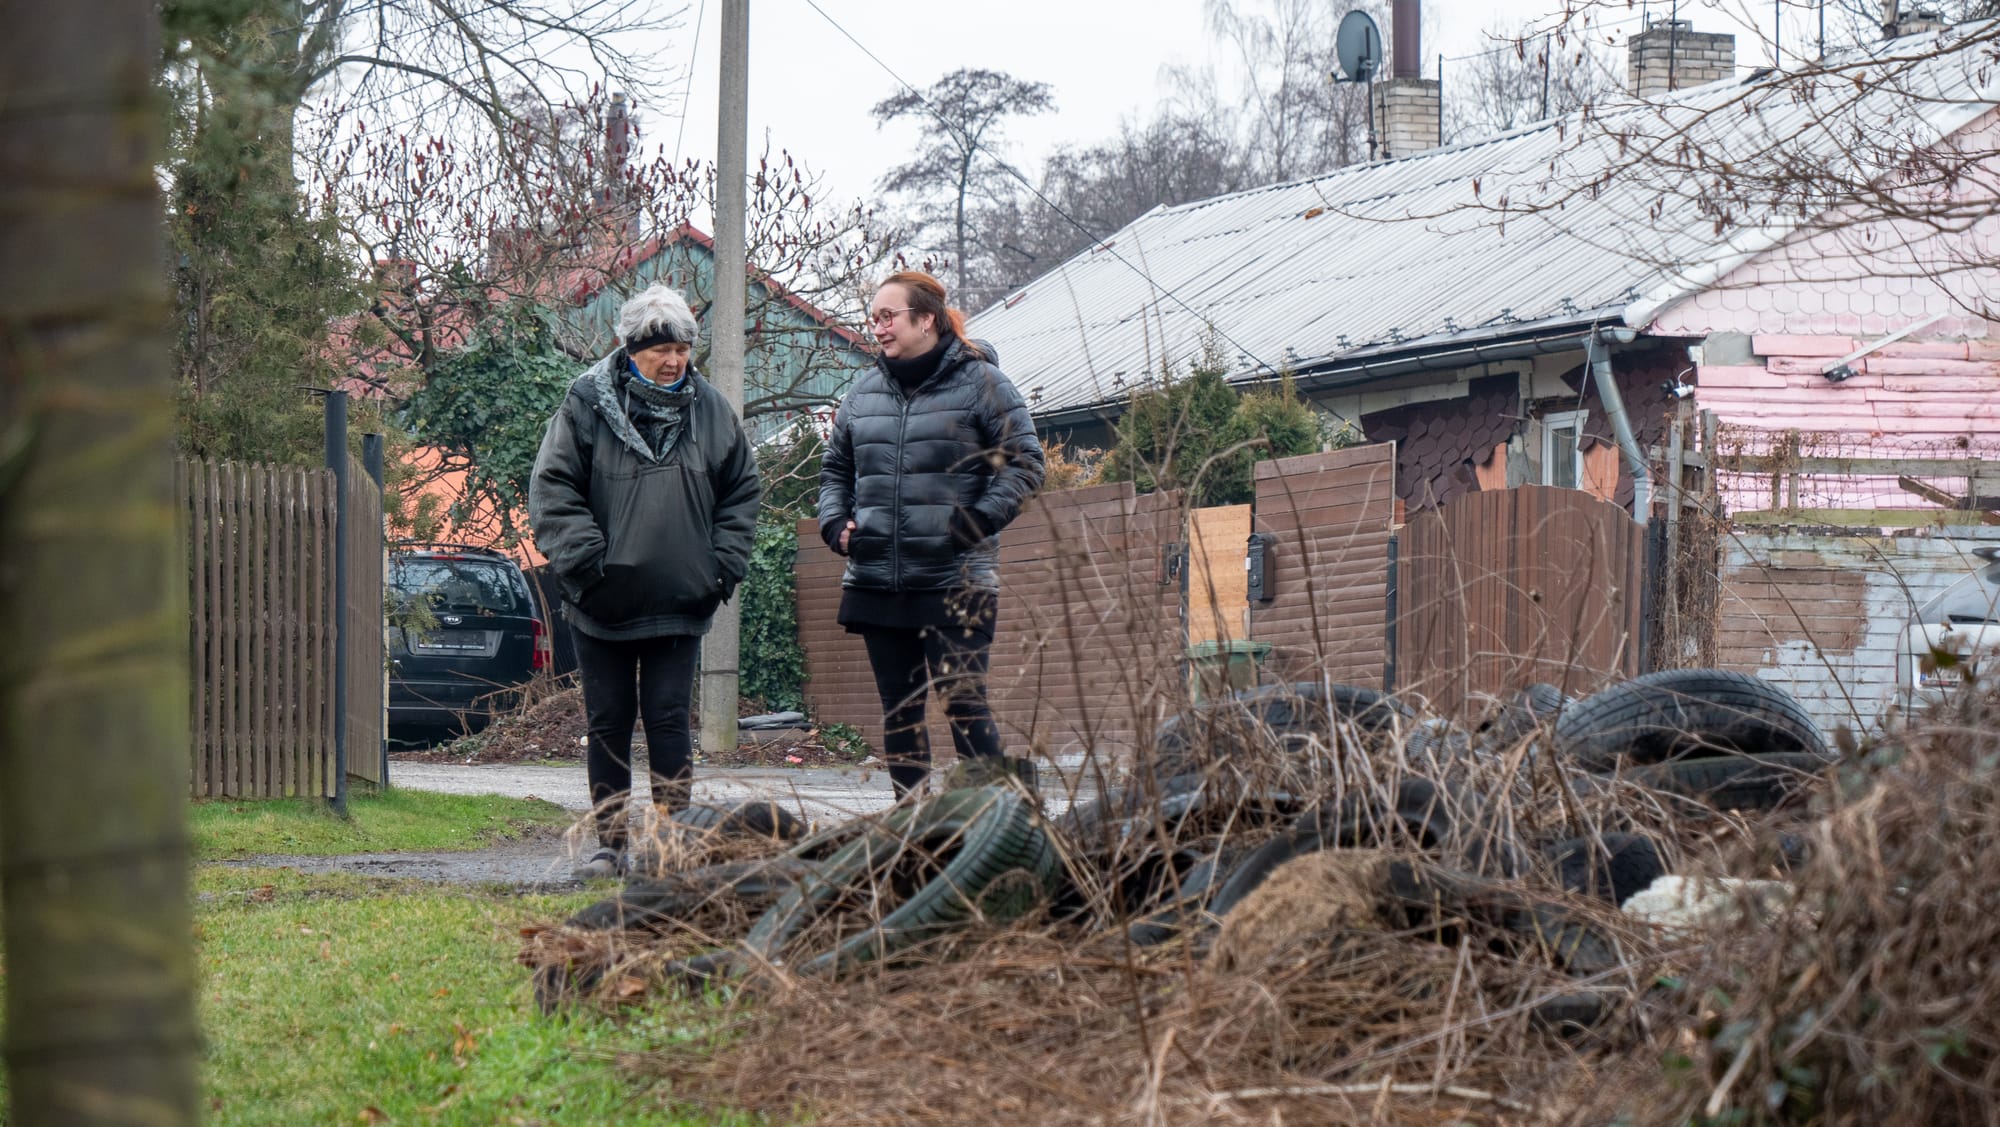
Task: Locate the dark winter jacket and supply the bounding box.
[817,338,1045,593]
[529,351,761,640]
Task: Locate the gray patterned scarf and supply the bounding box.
[620,367,695,460]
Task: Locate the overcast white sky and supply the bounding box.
[644,0,1801,213]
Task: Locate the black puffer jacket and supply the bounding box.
[529,351,760,640]
[818,338,1045,592]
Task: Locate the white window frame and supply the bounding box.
[1541,410,1587,488]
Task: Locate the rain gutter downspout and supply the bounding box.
[1586,327,1650,526]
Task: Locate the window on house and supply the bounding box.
[1541,410,1586,488]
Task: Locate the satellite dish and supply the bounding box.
[1334,10,1384,83]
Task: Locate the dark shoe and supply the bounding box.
[572,848,626,882]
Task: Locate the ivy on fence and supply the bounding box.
[741,521,806,711]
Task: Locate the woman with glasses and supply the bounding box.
[817,271,1046,799]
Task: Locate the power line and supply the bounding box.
[1438,9,1652,64]
[798,0,1284,379]
[672,0,708,163]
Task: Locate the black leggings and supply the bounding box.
[861,621,1001,797]
[571,629,698,850]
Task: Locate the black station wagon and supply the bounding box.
[388,545,550,739]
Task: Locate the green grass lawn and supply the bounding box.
[5,794,755,1126]
[194,866,744,1126]
[190,787,576,858]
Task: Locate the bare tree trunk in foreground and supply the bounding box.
[0,0,200,1123]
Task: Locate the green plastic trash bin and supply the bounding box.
[1185,639,1272,702]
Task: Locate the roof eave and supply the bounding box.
[1034,317,1637,428]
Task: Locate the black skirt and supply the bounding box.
[838,587,996,635]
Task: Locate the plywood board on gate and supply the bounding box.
[1187,504,1252,644]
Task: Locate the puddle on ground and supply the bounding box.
[220,829,590,889]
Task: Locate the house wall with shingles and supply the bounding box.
[1650,108,2000,490]
[1352,345,1681,513]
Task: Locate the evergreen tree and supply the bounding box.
[1103,344,1324,507]
[163,0,371,465]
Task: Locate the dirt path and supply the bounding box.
[220,759,1096,888]
[220,826,591,888]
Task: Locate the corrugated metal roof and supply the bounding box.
[970,26,1999,419]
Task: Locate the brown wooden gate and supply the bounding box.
[1246,445,1400,687]
[1395,484,1644,716]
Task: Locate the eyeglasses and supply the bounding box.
[868,307,915,327]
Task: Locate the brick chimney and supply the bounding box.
[1371,0,1440,158]
[1628,19,1735,97]
[1881,0,1946,37]
[599,92,640,242]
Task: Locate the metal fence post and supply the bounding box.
[325,390,349,816]
[362,432,386,786]
[1384,533,1400,694]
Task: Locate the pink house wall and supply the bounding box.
[1646,108,2000,509]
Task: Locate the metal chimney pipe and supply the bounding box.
[1393,0,1421,78]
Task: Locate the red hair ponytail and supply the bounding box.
[881,270,986,360]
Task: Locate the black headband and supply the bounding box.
[625,325,693,354]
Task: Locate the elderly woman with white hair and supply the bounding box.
[530,284,761,880]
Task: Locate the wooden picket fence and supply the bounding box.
[178,455,383,798]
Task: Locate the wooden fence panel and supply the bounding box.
[179,455,379,798]
[223,462,243,795]
[989,484,1183,761]
[795,482,1184,772]
[1396,485,1643,716]
[1248,445,1399,688]
[252,463,270,795]
[343,454,386,785]
[311,467,334,797]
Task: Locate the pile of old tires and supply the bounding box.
[1050,668,1833,1030]
[542,668,1832,1016]
[1145,669,1833,811]
[538,785,1067,1006]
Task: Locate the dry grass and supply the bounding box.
[1578,683,2000,1127]
[519,675,2000,1126]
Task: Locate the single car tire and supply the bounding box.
[671,798,806,841]
[1407,718,1473,763]
[1205,830,1316,922]
[1542,833,1668,905]
[567,856,817,932]
[1052,773,1210,865]
[743,787,1059,976]
[1207,776,1521,921]
[1126,847,1237,946]
[1621,751,1833,811]
[1555,669,1828,771]
[1151,682,1413,780]
[1530,991,1616,1038]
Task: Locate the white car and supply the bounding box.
[1899,546,2000,706]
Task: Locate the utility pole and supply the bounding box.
[701,0,749,759]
